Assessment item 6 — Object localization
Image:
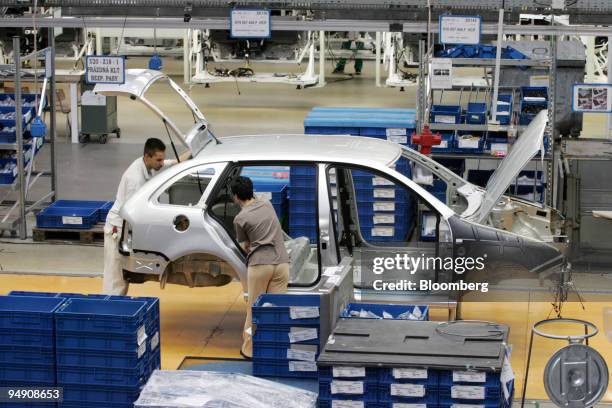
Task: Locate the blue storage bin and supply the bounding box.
[56,348,147,369]
[252,343,318,361]
[431,105,461,124]
[56,361,148,387]
[319,366,379,382]
[431,133,455,153]
[0,295,65,331]
[288,226,317,242]
[340,303,429,321]
[7,290,58,297]
[252,294,320,326]
[379,367,438,385]
[0,346,56,366]
[304,126,360,135]
[106,296,160,331]
[55,299,147,335]
[290,166,316,176]
[357,202,408,216]
[455,132,485,153]
[319,381,379,402]
[288,186,317,201]
[289,175,317,189]
[252,326,319,345]
[55,330,144,353]
[290,211,317,227]
[0,364,56,384]
[253,183,288,204]
[60,385,141,405]
[378,384,438,405]
[0,171,17,185]
[36,207,99,229]
[318,401,382,408]
[253,359,318,379]
[58,293,108,300]
[438,370,501,387]
[99,201,114,222]
[289,199,317,215]
[0,329,55,348]
[466,103,487,124]
[438,386,505,406]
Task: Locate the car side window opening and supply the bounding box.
[208,163,321,287]
[328,159,453,293]
[157,166,217,207]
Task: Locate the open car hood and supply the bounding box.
[470,110,548,222]
[93,69,218,156]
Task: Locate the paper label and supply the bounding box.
[150,331,160,351]
[434,115,456,124]
[257,192,272,200]
[373,177,394,186]
[331,380,364,395]
[331,186,338,197]
[451,386,486,400]
[137,325,147,345]
[230,9,271,38]
[393,404,427,408]
[388,135,408,144]
[288,361,317,372]
[433,140,449,149]
[386,128,407,137]
[430,58,454,89]
[85,56,125,84]
[374,214,395,224]
[288,327,318,343]
[333,366,366,378]
[440,16,481,45]
[287,348,317,362]
[332,401,364,408]
[374,202,395,212]
[391,383,425,397]
[491,143,508,156]
[374,188,395,198]
[62,216,83,225]
[290,306,319,320]
[458,138,480,149]
[453,371,486,383]
[329,174,337,184]
[500,350,515,401]
[137,341,147,359]
[372,227,394,237]
[393,368,428,379]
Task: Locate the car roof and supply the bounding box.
[195,134,403,166]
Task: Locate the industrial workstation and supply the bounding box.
[0,1,611,407]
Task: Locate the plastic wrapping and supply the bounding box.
[135,370,317,408]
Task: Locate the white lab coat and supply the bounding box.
[103,157,173,295]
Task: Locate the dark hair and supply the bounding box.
[231,176,254,201]
[144,138,166,156]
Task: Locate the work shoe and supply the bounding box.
[332,68,345,74]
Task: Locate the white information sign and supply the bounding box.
[85,56,125,84]
[430,58,453,90]
[230,9,271,38]
[439,16,482,45]
[573,84,612,113]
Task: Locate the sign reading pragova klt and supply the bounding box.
[85,56,125,84]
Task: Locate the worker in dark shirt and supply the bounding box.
[231,176,290,359]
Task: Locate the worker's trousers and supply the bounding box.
[242,263,289,358]
[102,223,129,296]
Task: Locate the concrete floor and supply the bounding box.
[1,57,611,403]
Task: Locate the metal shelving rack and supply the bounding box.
[0,34,57,239]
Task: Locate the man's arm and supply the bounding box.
[165,150,193,167]
[234,218,250,254]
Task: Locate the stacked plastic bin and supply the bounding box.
[253,183,289,222]
[0,295,65,408]
[519,87,548,125]
[36,200,115,229]
[438,370,513,408]
[251,294,321,379]
[318,366,380,408]
[54,298,152,408]
[288,166,318,242]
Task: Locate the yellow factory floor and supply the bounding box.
[1,274,610,402]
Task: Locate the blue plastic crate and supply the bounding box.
[56,348,147,369]
[99,201,114,222]
[253,183,288,205]
[57,361,148,387]
[289,199,317,215]
[0,364,56,384]
[36,206,99,229]
[431,133,455,153]
[318,401,382,408]
[319,381,379,402]
[55,330,144,353]
[57,293,109,300]
[0,171,16,185]
[59,402,133,408]
[357,212,408,228]
[55,299,147,335]
[252,294,320,326]
[289,175,317,189]
[438,386,505,406]
[0,329,55,348]
[3,403,56,408]
[340,303,429,321]
[438,370,501,387]
[253,358,318,378]
[355,188,408,203]
[252,343,318,361]
[319,366,379,382]
[305,126,360,135]
[356,202,408,216]
[106,296,160,334]
[379,367,438,385]
[290,166,317,176]
[0,295,65,331]
[431,105,461,124]
[252,326,319,345]
[466,103,487,124]
[0,346,55,366]
[7,290,58,297]
[455,132,485,153]
[288,186,317,201]
[378,384,438,405]
[288,226,317,242]
[290,211,318,227]
[60,384,141,405]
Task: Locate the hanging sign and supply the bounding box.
[230,9,271,39]
[85,56,125,84]
[430,58,453,89]
[439,15,482,45]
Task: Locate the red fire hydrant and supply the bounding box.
[411,126,442,155]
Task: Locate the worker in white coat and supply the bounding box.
[103,138,190,295]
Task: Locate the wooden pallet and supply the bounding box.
[32,223,105,244]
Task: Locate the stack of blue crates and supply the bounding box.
[252,294,321,379]
[288,165,318,242]
[496,94,513,125]
[36,200,115,229]
[0,295,65,408]
[253,183,289,221]
[519,87,548,125]
[54,298,152,408]
[438,370,513,408]
[318,366,380,408]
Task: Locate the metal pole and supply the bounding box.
[417,39,425,133]
[48,28,57,201]
[608,36,612,139]
[490,8,505,122]
[375,31,381,87]
[13,37,26,240]
[549,16,558,209]
[183,28,191,85]
[318,30,326,87]
[520,329,535,408]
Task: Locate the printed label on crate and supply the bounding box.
[373,214,395,224]
[451,386,486,400]
[372,226,394,237]
[150,331,160,351]
[490,143,508,157]
[388,135,409,144]
[332,401,364,408]
[288,361,317,372]
[137,325,147,346]
[393,368,428,379]
[331,380,364,395]
[458,138,480,149]
[61,216,83,225]
[288,327,318,343]
[391,383,425,397]
[333,366,366,378]
[453,371,486,383]
[373,188,395,198]
[287,348,316,362]
[451,405,485,408]
[393,404,427,408]
[257,192,272,200]
[329,174,337,184]
[373,176,394,186]
[137,341,147,359]
[433,140,449,149]
[374,202,395,211]
[386,128,407,137]
[434,115,456,124]
[289,306,320,320]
